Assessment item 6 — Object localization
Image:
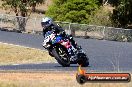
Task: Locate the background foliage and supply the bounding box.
[89,6,114,26]
[112,0,132,28]
[46,0,100,24]
[1,0,45,31]
[1,0,132,28]
[2,0,45,17]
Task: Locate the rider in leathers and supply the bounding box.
[41,17,78,49]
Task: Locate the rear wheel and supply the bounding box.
[52,45,70,67]
[77,53,89,67]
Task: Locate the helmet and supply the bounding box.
[41,17,53,29]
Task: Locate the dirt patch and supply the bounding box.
[0,72,75,81]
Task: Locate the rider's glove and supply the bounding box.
[59,31,66,37]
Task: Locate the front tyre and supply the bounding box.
[48,51,54,57]
[52,45,70,67]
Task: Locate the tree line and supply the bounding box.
[1,0,132,28]
[46,0,132,28]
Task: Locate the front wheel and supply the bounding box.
[52,45,70,67]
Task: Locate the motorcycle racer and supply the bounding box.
[41,17,79,50]
[41,17,89,66]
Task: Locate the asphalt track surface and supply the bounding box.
[0,30,132,72]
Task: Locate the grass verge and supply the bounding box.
[0,72,131,87]
[0,43,55,65]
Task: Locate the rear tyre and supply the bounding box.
[52,45,70,67]
[77,53,89,67]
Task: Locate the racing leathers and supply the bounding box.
[42,24,78,49]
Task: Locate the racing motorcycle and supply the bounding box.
[42,30,89,67]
